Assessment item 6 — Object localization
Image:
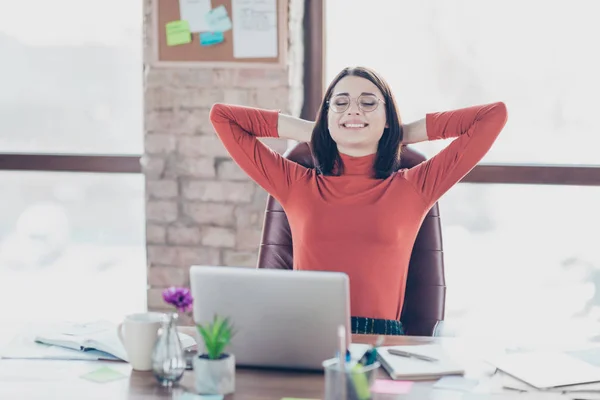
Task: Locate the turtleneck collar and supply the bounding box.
[337,152,377,176]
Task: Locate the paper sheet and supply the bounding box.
[489,350,600,389]
[179,0,212,32]
[232,0,278,58]
[348,343,370,360]
[500,372,600,393]
[205,5,233,32]
[434,376,480,392]
[462,394,567,400]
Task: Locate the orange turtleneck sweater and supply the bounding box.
[209,102,508,320]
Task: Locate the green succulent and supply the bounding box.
[196,315,235,360]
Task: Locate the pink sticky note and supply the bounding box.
[371,379,413,394]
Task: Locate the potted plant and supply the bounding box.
[194,314,236,395]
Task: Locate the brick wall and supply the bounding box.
[142,0,305,322]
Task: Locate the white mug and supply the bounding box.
[117,312,166,371]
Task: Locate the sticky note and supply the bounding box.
[80,366,127,383]
[205,5,232,32]
[166,20,192,46]
[370,379,413,394]
[200,31,224,46]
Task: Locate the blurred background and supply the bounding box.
[0,0,146,322]
[1,0,599,345]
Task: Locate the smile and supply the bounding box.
[341,123,368,129]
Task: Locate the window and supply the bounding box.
[0,0,144,323]
[0,0,142,154]
[438,184,600,343]
[323,0,600,341]
[0,172,147,323]
[325,0,600,165]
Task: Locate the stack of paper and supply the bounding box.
[487,347,600,400]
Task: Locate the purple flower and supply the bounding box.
[162,286,194,313]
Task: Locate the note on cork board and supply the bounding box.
[151,0,287,68]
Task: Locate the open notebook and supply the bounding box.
[377,344,465,380]
[2,321,196,362]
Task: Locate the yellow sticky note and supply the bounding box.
[80,367,127,383]
[166,20,191,46]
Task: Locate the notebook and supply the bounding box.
[29,321,196,362]
[487,350,600,389]
[377,344,464,380]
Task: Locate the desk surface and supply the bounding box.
[0,329,514,400]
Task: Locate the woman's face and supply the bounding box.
[327,75,388,156]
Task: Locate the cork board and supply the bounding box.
[152,0,287,68]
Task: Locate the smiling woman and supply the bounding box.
[321,0,600,341]
[208,63,507,335]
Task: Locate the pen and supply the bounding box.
[387,348,438,362]
[338,325,346,370]
[337,325,347,400]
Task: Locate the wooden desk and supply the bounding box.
[0,331,505,400]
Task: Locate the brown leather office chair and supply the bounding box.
[256,142,446,336]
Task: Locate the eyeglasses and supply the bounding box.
[327,94,385,113]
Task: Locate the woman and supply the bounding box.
[209,66,508,335]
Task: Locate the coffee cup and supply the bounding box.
[117,312,166,371]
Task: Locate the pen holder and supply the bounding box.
[322,358,380,400]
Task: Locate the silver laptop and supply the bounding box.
[189,265,350,370]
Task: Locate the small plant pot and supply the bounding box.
[193,353,235,395]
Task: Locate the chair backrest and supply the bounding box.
[256,142,446,336]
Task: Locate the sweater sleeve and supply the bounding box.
[403,101,508,206]
[209,103,309,204]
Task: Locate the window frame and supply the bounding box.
[0,1,323,175]
[306,0,600,186]
[0,154,141,173]
[4,1,597,186]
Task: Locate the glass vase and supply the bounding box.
[151,312,186,387]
